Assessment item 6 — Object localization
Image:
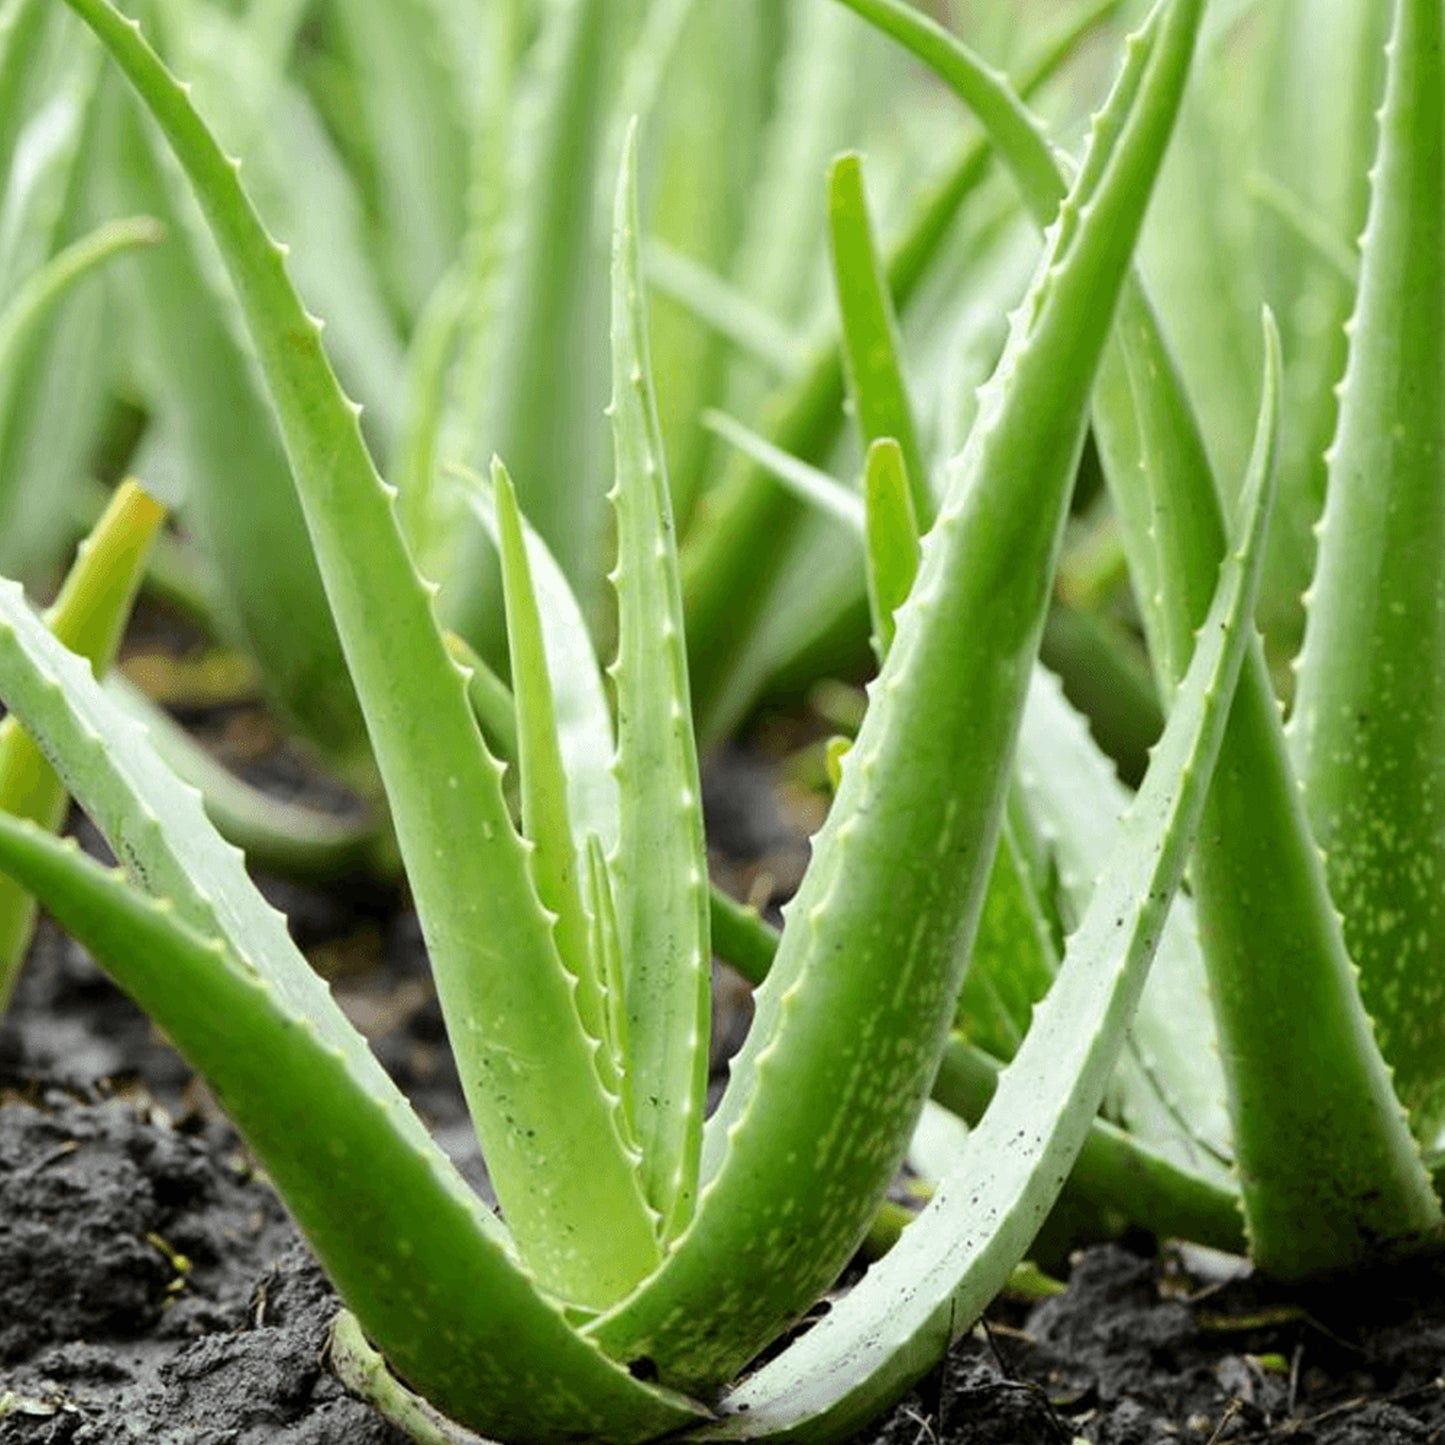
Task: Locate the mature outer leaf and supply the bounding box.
[697,303,1278,1445]
[1292,0,1445,1142]
[839,0,1442,1278]
[60,0,660,1307]
[0,810,704,1445]
[682,0,1127,743]
[711,416,1222,1170]
[0,481,162,1012]
[588,0,1202,1392]
[608,125,711,1238]
[109,97,369,767]
[828,153,929,522]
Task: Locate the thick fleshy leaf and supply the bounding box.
[696,281,1276,1445]
[607,124,711,1238]
[838,0,1442,1281]
[0,481,163,1012]
[827,153,929,522]
[1292,0,1445,1144]
[590,0,1202,1391]
[492,458,615,1094]
[0,811,704,1445]
[61,0,659,1306]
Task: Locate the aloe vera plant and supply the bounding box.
[0,0,1259,1437]
[812,0,1445,1281]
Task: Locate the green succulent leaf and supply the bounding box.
[59,0,658,1307]
[492,456,609,1079]
[1291,0,1445,1146]
[460,464,618,854]
[838,0,1442,1280]
[0,807,704,1445]
[607,123,711,1239]
[591,0,1202,1392]
[861,438,920,663]
[0,481,163,1013]
[700,282,1277,1445]
[827,152,930,522]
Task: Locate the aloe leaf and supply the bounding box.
[444,0,619,640]
[839,0,1442,1276]
[459,465,618,853]
[0,214,160,376]
[607,124,711,1239]
[107,677,385,885]
[323,0,469,323]
[683,0,1124,741]
[0,813,704,1444]
[492,458,612,1089]
[930,1041,1244,1256]
[0,482,163,1013]
[1291,0,1445,1144]
[591,0,1201,1391]
[827,153,930,523]
[861,439,920,662]
[646,240,807,382]
[61,0,659,1306]
[585,832,630,1093]
[697,284,1274,1445]
[0,40,110,580]
[702,409,863,530]
[109,96,368,767]
[1016,667,1231,1173]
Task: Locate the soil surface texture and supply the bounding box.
[1,728,1443,1443]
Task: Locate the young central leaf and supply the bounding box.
[607,122,712,1239]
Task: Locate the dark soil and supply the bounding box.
[2,724,1444,1443]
